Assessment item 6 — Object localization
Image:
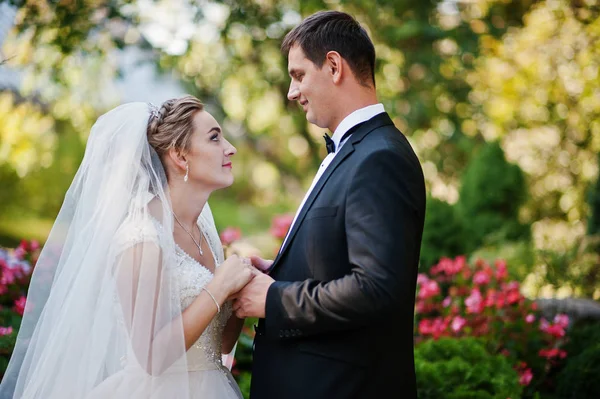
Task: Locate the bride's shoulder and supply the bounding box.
[113,216,161,250]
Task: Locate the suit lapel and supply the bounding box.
[273,142,354,264]
[271,113,394,268]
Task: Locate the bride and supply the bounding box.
[0,96,255,398]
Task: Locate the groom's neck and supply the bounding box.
[328,86,378,132]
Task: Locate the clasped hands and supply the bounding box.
[231,255,275,319]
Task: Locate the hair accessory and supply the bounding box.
[148,102,160,119]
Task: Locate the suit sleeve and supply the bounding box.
[264,147,425,339]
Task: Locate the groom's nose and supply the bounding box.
[287,83,300,101]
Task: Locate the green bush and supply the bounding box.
[470,240,536,281]
[457,141,530,249]
[555,343,600,399]
[561,320,600,358]
[547,321,600,399]
[420,197,468,272]
[415,337,523,399]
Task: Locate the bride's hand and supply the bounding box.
[211,255,255,298]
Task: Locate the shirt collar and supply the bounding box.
[331,103,385,150]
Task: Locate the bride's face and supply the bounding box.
[185,110,237,190]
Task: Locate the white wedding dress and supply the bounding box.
[0,103,244,399]
[86,208,243,399]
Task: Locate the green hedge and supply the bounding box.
[457,141,530,249]
[415,337,523,399]
[420,197,468,272]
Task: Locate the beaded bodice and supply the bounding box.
[173,242,232,371]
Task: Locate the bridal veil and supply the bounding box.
[0,102,225,398]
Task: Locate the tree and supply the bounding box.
[457,141,530,249]
[469,0,600,249]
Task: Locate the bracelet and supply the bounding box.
[202,287,221,313]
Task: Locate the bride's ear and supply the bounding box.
[166,147,187,173]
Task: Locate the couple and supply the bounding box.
[0,10,426,399]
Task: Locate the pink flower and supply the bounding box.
[0,326,13,336]
[13,247,25,259]
[518,367,533,386]
[483,289,497,308]
[451,316,467,333]
[525,314,536,324]
[270,214,294,239]
[13,296,26,316]
[415,301,427,313]
[495,259,508,281]
[540,317,567,338]
[473,271,490,285]
[503,281,522,305]
[465,288,484,314]
[442,296,452,308]
[418,319,434,335]
[220,227,242,246]
[30,240,40,251]
[543,324,567,338]
[1,267,15,285]
[539,348,567,359]
[417,279,440,300]
[431,256,464,276]
[418,317,450,339]
[554,314,569,329]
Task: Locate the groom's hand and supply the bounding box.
[249,255,274,274]
[232,272,274,319]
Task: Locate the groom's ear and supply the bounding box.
[325,51,344,85]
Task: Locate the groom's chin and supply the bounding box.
[306,113,324,129]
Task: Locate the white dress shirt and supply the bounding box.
[281,103,385,250]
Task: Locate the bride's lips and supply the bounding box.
[300,100,308,112]
[223,162,232,169]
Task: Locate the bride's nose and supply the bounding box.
[224,140,237,156]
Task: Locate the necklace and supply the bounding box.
[173,212,204,256]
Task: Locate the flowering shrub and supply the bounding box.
[269,213,293,241]
[220,227,242,246]
[0,240,39,375]
[415,255,570,397]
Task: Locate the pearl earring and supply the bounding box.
[184,163,189,182]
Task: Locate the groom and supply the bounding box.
[233,10,425,398]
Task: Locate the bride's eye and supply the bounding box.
[211,133,220,141]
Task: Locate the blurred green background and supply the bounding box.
[0,0,599,300]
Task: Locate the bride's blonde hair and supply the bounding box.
[147,95,204,157]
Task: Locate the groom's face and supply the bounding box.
[287,45,333,129]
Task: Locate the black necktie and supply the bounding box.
[323,133,335,154]
[323,127,359,154]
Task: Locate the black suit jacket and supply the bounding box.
[250,112,426,399]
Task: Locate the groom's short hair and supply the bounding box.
[281,10,376,88]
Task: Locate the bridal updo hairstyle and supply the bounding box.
[147,95,204,158]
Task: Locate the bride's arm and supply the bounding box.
[115,241,248,375]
